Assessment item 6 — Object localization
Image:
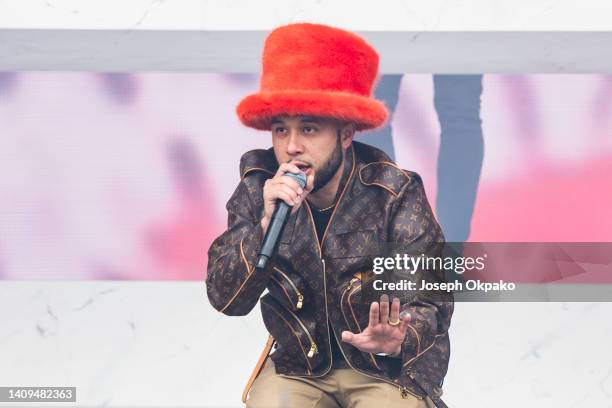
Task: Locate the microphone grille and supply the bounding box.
[283,171,307,189]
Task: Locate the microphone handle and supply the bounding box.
[255,200,291,270]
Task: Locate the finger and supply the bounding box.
[400,310,412,324]
[341,332,376,354]
[291,193,307,214]
[275,175,304,195]
[368,301,380,327]
[379,294,389,325]
[304,173,315,193]
[274,189,299,207]
[275,162,302,177]
[389,297,400,324]
[341,330,355,343]
[398,312,412,335]
[341,331,371,353]
[275,183,300,202]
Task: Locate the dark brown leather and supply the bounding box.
[206,141,453,406]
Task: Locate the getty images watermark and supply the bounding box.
[371,253,517,293]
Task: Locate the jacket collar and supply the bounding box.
[240,147,278,179]
[330,142,355,205]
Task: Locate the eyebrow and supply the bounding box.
[298,116,322,124]
[271,116,323,126]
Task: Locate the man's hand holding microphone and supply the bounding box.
[261,162,315,234]
[256,162,315,270]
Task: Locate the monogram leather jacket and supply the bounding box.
[206,141,453,407]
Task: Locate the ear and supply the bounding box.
[340,122,356,149]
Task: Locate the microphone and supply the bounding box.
[255,171,307,270]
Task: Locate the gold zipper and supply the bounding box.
[317,144,356,369]
[269,276,293,309]
[340,277,382,371]
[347,277,360,291]
[340,277,360,331]
[279,147,355,380]
[321,257,332,362]
[400,386,416,399]
[262,300,316,374]
[284,306,318,358]
[273,267,304,310]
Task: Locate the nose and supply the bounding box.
[286,130,304,156]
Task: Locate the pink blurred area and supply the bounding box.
[0,73,264,279]
[0,73,611,279]
[470,154,612,242]
[393,74,612,243]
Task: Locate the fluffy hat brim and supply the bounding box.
[236,89,388,131]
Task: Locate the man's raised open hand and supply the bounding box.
[341,294,411,358]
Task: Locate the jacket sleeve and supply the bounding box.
[205,178,273,316]
[388,173,454,395]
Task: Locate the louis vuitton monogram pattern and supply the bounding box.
[205,141,453,407]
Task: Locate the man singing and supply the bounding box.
[206,23,453,408]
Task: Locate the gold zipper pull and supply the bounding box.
[347,277,359,291]
[296,293,304,310]
[307,343,318,358]
[399,385,421,400]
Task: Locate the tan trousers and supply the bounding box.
[246,358,436,408]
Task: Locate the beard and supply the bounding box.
[311,134,343,193]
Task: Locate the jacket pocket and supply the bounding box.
[260,294,322,374]
[328,228,379,259]
[267,266,305,312]
[340,275,382,371]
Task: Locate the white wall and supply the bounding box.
[2,0,612,31]
[1,282,611,407]
[1,1,612,72]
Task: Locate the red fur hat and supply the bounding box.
[236,23,388,131]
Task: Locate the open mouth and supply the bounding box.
[292,162,312,175]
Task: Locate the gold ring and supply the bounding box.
[388,318,401,326]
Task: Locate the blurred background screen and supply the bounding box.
[1,73,611,280]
